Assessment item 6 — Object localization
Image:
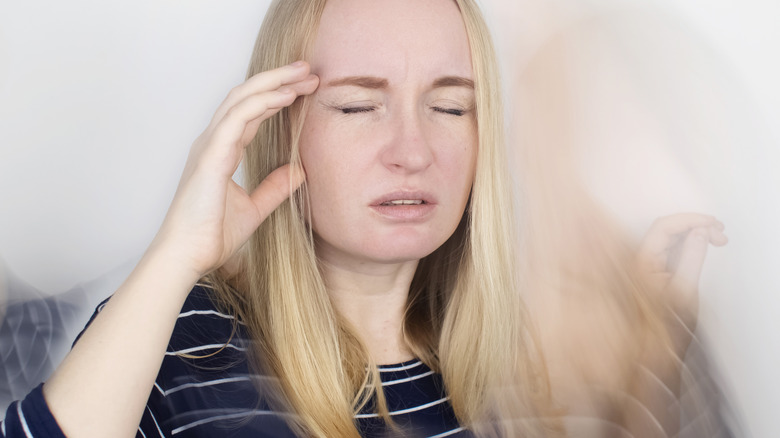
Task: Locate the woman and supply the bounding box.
[2,0,728,437]
[2,0,552,437]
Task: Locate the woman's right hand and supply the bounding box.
[149,61,319,280]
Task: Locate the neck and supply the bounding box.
[319,257,418,365]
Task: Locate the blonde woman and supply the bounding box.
[1,0,552,437]
[1,0,727,437]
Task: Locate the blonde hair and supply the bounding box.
[206,1,555,436]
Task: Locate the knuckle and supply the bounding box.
[226,86,242,100]
[223,105,240,120]
[266,173,286,192]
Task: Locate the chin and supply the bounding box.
[314,225,458,266]
[362,237,448,264]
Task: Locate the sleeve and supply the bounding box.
[0,384,66,438]
[0,297,111,438]
[1,288,211,438]
[0,384,168,438]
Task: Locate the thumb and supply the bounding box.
[249,164,306,222]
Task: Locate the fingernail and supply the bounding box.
[290,60,305,67]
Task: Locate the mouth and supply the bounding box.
[370,191,436,221]
[379,200,427,206]
[371,191,437,207]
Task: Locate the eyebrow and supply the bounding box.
[432,76,475,89]
[324,75,475,90]
[326,76,389,89]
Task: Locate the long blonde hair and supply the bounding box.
[206,1,554,436]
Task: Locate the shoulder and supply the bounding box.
[164,284,249,367]
[145,287,299,437]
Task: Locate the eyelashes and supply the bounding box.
[339,106,375,114]
[432,106,466,117]
[334,105,467,117]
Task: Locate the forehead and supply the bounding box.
[309,0,473,82]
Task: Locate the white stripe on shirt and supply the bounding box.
[147,406,166,438]
[162,376,253,396]
[381,370,435,386]
[16,402,32,438]
[428,426,466,437]
[171,410,276,435]
[177,309,236,320]
[354,396,450,419]
[377,361,422,372]
[165,343,246,356]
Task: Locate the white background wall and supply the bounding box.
[0,1,777,435]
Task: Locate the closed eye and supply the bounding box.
[339,106,376,114]
[432,106,466,116]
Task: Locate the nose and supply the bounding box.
[380,108,433,174]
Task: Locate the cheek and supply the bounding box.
[300,114,338,186]
[434,125,477,191]
[299,112,372,173]
[298,117,365,232]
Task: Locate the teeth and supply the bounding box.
[382,200,424,206]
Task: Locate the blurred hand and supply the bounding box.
[148,61,319,281]
[636,213,728,350]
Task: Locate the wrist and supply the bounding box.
[134,242,204,298]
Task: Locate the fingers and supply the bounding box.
[706,223,729,247]
[641,213,722,253]
[195,63,319,177]
[249,164,306,223]
[212,61,314,123]
[212,75,319,141]
[208,77,318,164]
[215,74,320,130]
[637,213,728,281]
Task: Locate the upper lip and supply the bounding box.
[370,190,437,206]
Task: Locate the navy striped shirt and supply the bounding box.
[2,286,471,438]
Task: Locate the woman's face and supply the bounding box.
[300,0,477,268]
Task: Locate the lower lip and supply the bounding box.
[370,204,436,221]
